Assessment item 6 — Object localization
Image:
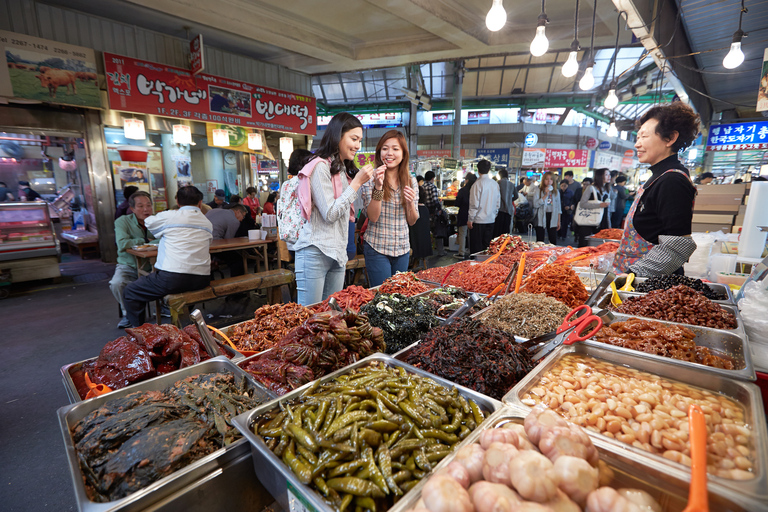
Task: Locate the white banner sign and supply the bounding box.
[522,148,546,167]
[594,151,622,169]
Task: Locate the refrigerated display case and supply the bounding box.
[0,202,61,284]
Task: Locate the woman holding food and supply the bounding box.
[293,112,375,305]
[529,171,561,245]
[613,102,699,276]
[360,130,419,287]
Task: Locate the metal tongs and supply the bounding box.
[190,309,225,357]
[328,297,343,312]
[441,293,481,326]
[585,271,616,308]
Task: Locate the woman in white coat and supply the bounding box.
[529,171,561,245]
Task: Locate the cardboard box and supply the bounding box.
[696,184,747,196]
[694,194,744,205]
[692,213,735,224]
[692,222,732,233]
[739,205,747,215]
[693,203,741,213]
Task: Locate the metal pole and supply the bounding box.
[452,60,465,159]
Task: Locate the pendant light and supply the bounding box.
[530,0,549,57]
[607,118,619,138]
[123,118,145,140]
[248,132,263,151]
[212,129,229,147]
[486,0,507,32]
[723,0,747,69]
[562,0,581,77]
[603,12,622,109]
[579,0,597,90]
[172,124,191,145]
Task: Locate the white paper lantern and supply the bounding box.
[173,124,191,145]
[279,136,294,157]
[212,129,230,147]
[248,132,263,151]
[123,119,146,140]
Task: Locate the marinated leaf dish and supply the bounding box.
[360,294,439,354]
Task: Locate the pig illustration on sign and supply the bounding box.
[35,69,77,98]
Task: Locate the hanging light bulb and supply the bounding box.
[579,66,595,90]
[485,0,507,32]
[607,120,618,138]
[603,81,619,109]
[530,1,549,57]
[562,51,579,77]
[723,35,744,69]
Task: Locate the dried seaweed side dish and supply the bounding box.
[71,371,264,502]
[403,319,535,400]
[360,294,439,354]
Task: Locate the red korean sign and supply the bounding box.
[545,149,589,168]
[189,34,204,75]
[103,52,316,135]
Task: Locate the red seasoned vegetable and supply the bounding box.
[313,285,377,312]
[378,272,432,296]
[521,264,589,308]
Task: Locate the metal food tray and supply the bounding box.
[586,235,620,246]
[58,356,277,512]
[502,343,768,505]
[612,275,735,304]
[595,291,745,334]
[577,271,608,292]
[231,353,503,512]
[60,342,243,404]
[394,405,767,512]
[586,311,754,381]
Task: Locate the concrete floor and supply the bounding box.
[0,231,574,511]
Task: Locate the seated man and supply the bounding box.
[206,204,248,276]
[206,188,227,209]
[109,191,156,328]
[115,185,139,220]
[123,186,212,327]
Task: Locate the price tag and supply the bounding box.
[287,481,317,512]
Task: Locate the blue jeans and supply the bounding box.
[363,242,409,287]
[295,245,346,306]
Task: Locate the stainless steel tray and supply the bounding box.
[58,356,276,512]
[231,353,503,512]
[613,275,735,304]
[394,405,767,512]
[586,235,619,246]
[60,340,243,404]
[502,343,768,504]
[595,291,745,334]
[585,311,755,381]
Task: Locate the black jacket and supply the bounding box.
[455,185,472,227]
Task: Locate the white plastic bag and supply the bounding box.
[684,231,728,279]
[738,280,768,370]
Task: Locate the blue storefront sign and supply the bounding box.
[524,133,538,147]
[706,121,768,151]
[477,148,510,166]
[598,140,612,150]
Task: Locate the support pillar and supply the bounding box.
[452,60,465,159]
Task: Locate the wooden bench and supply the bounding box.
[165,269,295,326]
[345,255,367,287]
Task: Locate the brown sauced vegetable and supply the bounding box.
[229,303,312,352]
[478,292,570,339]
[614,285,737,330]
[594,317,734,369]
[72,371,266,502]
[521,354,755,480]
[402,319,535,401]
[252,362,488,512]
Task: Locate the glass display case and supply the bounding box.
[0,202,61,282]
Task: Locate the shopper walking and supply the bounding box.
[409,186,432,269]
[468,160,500,254]
[614,102,699,276]
[494,168,517,237]
[611,175,629,229]
[529,171,561,245]
[292,112,374,305]
[454,173,476,259]
[573,170,610,248]
[360,130,419,287]
[422,171,448,256]
[558,180,574,239]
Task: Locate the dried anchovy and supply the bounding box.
[403,318,535,401]
[478,292,571,339]
[360,294,439,354]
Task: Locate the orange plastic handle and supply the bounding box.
[514,253,526,293]
[480,237,510,266]
[682,404,709,512]
[207,324,238,351]
[84,372,112,400]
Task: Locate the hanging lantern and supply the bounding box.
[212,129,230,147]
[123,119,145,140]
[279,137,294,158]
[173,124,191,145]
[248,132,263,151]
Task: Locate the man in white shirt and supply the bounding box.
[123,186,213,327]
[468,160,501,254]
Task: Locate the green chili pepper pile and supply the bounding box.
[252,362,488,512]
[360,294,439,354]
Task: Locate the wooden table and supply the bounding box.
[127,237,273,277]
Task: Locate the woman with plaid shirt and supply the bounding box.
[360,130,420,287]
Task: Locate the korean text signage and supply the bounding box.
[103,52,316,135]
[585,137,598,150]
[0,30,101,108]
[705,121,768,151]
[524,133,538,147]
[476,148,510,166]
[189,34,204,75]
[545,149,589,168]
[416,149,468,158]
[522,148,546,167]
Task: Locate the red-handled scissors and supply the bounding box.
[526,304,606,360]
